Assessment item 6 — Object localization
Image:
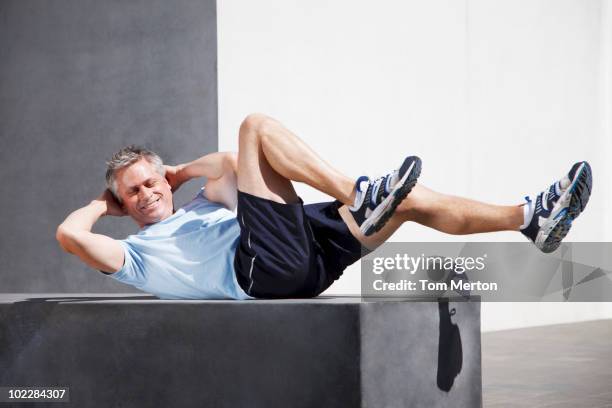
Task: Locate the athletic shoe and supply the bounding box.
[520,161,592,253]
[349,156,422,236]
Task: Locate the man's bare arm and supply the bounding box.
[168,152,238,210]
[56,190,125,273]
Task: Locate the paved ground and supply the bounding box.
[482,319,612,407]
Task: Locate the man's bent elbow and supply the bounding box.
[224,152,238,173]
[55,225,74,253]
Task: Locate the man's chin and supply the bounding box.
[127,212,157,227]
[127,203,172,227]
[136,210,172,226]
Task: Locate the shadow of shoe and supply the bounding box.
[437,299,463,392]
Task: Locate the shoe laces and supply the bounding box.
[370,172,395,206]
[542,182,563,209]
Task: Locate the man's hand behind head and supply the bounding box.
[95,189,127,217]
[164,164,186,193]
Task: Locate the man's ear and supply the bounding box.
[119,201,128,215]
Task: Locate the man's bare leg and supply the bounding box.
[237,113,356,205]
[236,112,524,247]
[338,184,524,250]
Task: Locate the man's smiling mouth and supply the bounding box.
[140,197,161,210]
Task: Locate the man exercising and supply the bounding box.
[56,113,593,300]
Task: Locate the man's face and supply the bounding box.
[116,159,174,227]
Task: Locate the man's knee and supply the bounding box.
[239,113,282,143]
[240,113,273,135]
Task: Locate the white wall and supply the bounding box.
[217,0,612,331]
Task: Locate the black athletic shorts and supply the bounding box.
[233,190,369,299]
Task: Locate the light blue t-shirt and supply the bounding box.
[108,188,253,300]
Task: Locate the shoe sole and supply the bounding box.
[536,162,592,253]
[361,156,422,237]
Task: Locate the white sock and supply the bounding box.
[349,179,368,211]
[348,191,361,211]
[350,171,398,211]
[519,198,534,230]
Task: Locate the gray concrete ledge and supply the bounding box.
[0,294,481,408]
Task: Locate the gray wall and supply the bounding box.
[0,0,218,292]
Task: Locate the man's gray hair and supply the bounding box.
[105,145,165,204]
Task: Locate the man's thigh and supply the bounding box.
[237,116,300,204]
